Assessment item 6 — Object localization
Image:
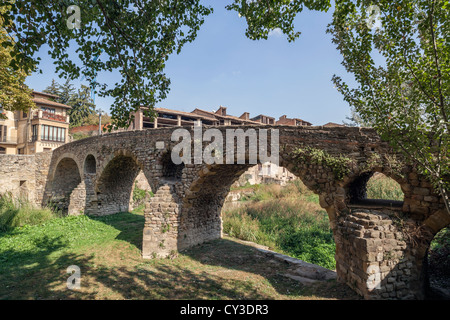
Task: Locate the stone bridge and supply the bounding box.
[38,125,448,299]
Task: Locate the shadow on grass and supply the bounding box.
[89,211,146,250]
[0,211,360,300]
[181,238,362,300]
[0,234,96,299]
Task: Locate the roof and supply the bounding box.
[33,97,72,109]
[155,107,217,122]
[192,108,262,125]
[276,116,312,126]
[251,114,275,121]
[32,91,60,99]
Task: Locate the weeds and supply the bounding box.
[223,181,336,270]
[366,173,403,201]
[0,193,61,232]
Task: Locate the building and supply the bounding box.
[0,91,71,154]
[250,114,275,125]
[131,105,285,130]
[276,115,312,126]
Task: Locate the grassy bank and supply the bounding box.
[0,203,359,299]
[223,180,336,270]
[366,173,404,201]
[0,193,61,232]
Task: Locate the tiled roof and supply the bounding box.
[192,108,262,124]
[155,107,217,121]
[33,97,72,109]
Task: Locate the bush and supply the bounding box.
[366,173,403,201]
[132,182,153,205]
[223,181,336,270]
[428,227,450,278]
[0,193,60,232]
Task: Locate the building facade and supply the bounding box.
[276,115,312,126]
[131,105,311,130]
[0,91,71,155]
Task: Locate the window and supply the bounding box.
[0,125,6,142]
[42,107,55,114]
[0,147,5,154]
[32,125,38,141]
[41,125,66,142]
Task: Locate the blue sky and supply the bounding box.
[25,1,354,126]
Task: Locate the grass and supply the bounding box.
[0,193,61,232]
[223,174,405,270]
[223,180,336,270]
[366,173,404,201]
[0,199,359,300]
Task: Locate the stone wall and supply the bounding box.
[0,152,51,206]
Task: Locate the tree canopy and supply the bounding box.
[0,9,34,118]
[43,79,97,128]
[0,0,214,128]
[327,0,449,212]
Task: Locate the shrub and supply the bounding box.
[366,173,403,201]
[0,193,60,231]
[223,181,336,270]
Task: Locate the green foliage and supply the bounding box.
[293,147,354,180]
[428,227,450,279]
[0,16,34,114]
[71,132,91,141]
[0,193,60,232]
[44,79,97,128]
[132,182,153,206]
[0,0,214,128]
[366,173,404,201]
[225,0,331,42]
[223,181,336,270]
[327,0,449,213]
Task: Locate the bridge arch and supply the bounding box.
[84,154,97,174]
[94,150,144,215]
[46,155,82,214]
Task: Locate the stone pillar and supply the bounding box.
[177,115,181,126]
[67,180,87,216]
[334,209,425,300]
[142,184,181,258]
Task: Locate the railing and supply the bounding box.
[33,111,68,123]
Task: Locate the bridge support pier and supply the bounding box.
[142,183,181,258]
[334,208,431,300]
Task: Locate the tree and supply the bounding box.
[42,79,61,97]
[69,84,96,128]
[227,0,449,213]
[0,0,213,128]
[43,79,96,127]
[327,0,449,213]
[0,11,34,118]
[56,79,77,106]
[343,106,372,127]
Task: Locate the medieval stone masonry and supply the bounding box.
[0,124,447,300]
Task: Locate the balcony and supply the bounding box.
[33,110,69,123]
[0,136,17,145]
